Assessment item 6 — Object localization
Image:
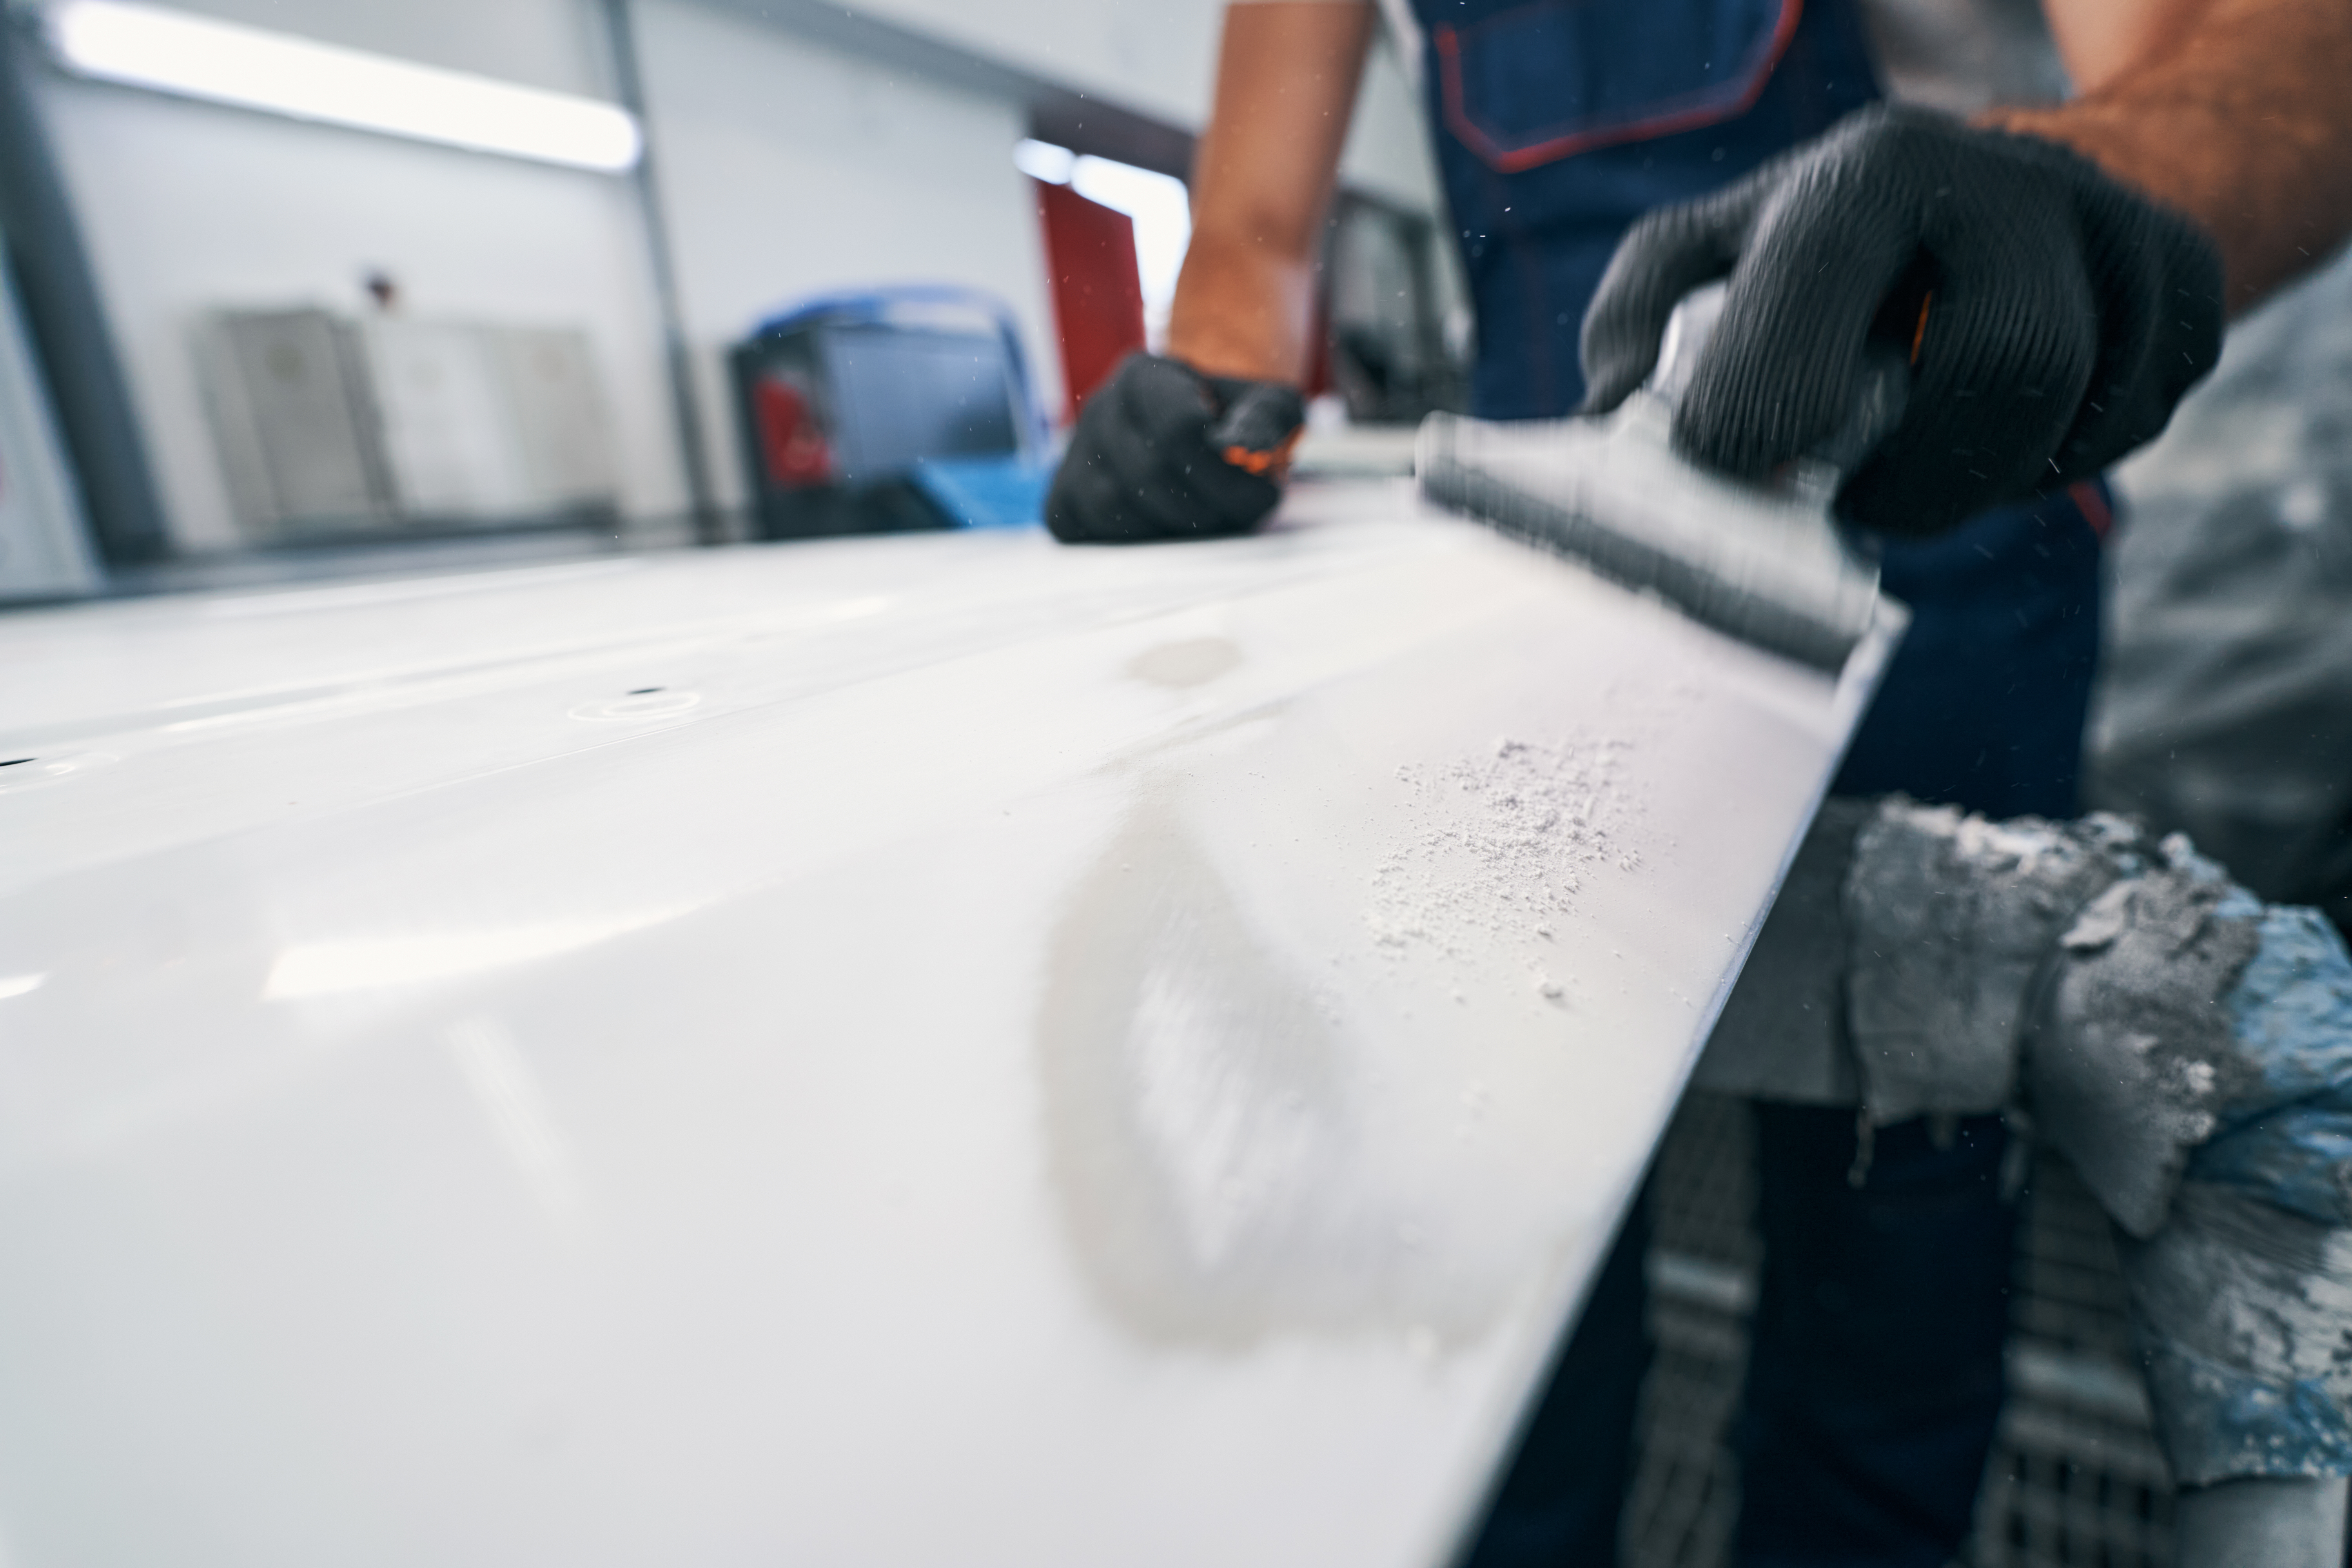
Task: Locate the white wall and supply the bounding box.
[797,0,1440,214]
[633,0,1062,512]
[820,0,1227,140]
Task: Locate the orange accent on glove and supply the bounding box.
[1221,426,1304,479]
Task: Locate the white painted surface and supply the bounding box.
[0,483,1881,1565]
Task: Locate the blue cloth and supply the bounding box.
[909,456,1052,530]
[1412,0,2081,1560]
[2201,906,2352,1225]
[2143,907,2352,1483]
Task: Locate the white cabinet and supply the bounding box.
[196,308,392,537]
[198,309,619,539]
[362,318,538,521]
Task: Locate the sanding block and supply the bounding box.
[1417,283,1909,673]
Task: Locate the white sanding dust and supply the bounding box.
[1367,736,1639,963]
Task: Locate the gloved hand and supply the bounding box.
[1046,354,1304,543]
[1579,104,2225,535]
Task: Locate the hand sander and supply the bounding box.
[1416,283,1911,673]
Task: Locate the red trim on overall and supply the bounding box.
[2066,479,2114,539]
[1435,0,1806,174]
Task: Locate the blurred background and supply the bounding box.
[0,0,1466,593]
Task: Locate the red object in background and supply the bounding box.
[1035,178,1147,424]
[752,374,833,487]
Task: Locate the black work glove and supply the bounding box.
[1580,104,2225,536]
[1046,354,1304,543]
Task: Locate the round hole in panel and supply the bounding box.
[569,690,701,722]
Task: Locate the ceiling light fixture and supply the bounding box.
[45,0,642,173]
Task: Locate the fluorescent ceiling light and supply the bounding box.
[1013,137,1075,185]
[45,0,642,172]
[1070,156,1191,324]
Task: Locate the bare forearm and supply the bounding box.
[1997,0,2352,312]
[1166,2,1374,382]
[1166,241,1319,382]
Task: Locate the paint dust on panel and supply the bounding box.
[1368,735,1642,973]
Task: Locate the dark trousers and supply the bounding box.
[1733,1109,2016,1568]
[1465,1192,1655,1566]
[1464,1109,2017,1568]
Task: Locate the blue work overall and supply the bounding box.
[1407,2,2106,1563]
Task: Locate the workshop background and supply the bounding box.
[2,0,2349,1563]
[0,0,1456,574]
